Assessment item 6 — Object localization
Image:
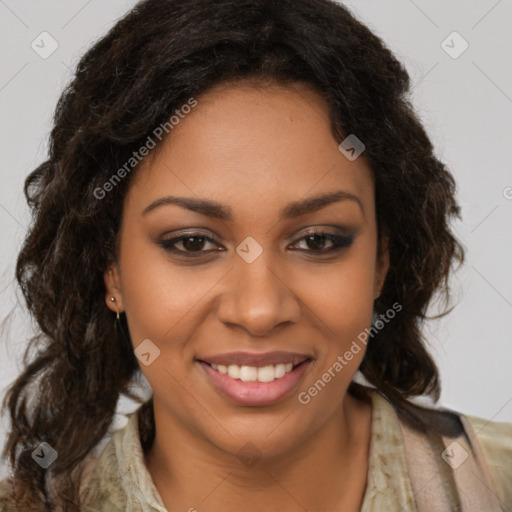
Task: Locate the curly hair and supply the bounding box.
[1,0,464,509]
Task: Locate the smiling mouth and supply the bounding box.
[201,359,311,383]
[197,356,313,406]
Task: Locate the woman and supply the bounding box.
[1,0,510,510]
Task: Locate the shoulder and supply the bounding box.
[81,408,154,511]
[0,417,134,512]
[465,412,512,455]
[80,421,131,511]
[463,412,512,509]
[0,410,148,512]
[366,388,512,509]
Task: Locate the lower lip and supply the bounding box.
[199,360,312,406]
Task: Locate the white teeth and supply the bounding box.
[227,365,240,379]
[209,361,300,382]
[257,365,276,383]
[274,364,286,378]
[239,366,258,382]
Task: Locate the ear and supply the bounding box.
[374,234,390,299]
[103,262,124,313]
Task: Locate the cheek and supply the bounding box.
[118,235,217,346]
[299,247,377,338]
[294,249,376,409]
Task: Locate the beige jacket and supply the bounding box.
[1,390,511,511]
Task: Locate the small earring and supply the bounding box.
[110,297,120,321]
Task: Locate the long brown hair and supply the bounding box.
[1,0,463,509]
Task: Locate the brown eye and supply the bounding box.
[158,233,222,256]
[292,231,355,253]
[181,236,207,251]
[304,234,330,251]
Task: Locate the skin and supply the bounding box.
[104,80,389,512]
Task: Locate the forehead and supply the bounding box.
[127,81,374,219]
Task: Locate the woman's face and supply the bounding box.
[105,81,388,459]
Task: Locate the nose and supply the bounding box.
[216,252,301,337]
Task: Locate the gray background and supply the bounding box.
[1,0,511,479]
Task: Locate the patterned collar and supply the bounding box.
[82,390,419,511]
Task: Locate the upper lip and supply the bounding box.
[198,351,312,367]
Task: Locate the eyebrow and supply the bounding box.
[142,190,364,220]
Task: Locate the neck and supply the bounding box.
[144,393,372,512]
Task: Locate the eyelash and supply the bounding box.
[158,229,355,258]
